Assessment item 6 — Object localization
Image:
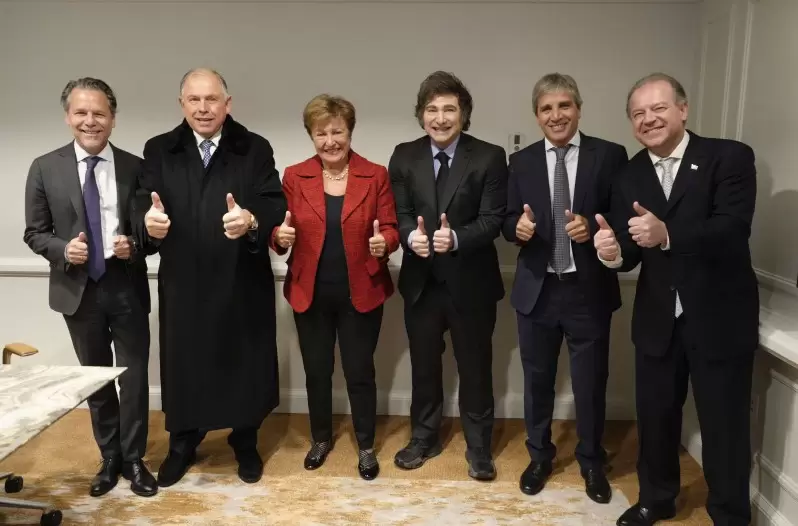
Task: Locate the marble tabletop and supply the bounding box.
[0,364,125,462]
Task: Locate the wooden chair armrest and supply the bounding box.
[3,343,39,364]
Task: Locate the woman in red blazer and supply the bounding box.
[271,94,399,480]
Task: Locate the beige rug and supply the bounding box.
[4,472,634,525]
[0,411,711,525]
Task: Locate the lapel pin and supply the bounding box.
[690,164,698,170]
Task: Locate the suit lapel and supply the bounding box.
[111,145,131,234]
[572,133,595,214]
[665,135,704,215]
[527,143,552,241]
[414,140,438,217]
[635,155,668,218]
[439,135,472,213]
[58,144,85,222]
[342,174,370,224]
[297,174,325,221]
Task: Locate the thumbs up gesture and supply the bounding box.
[565,209,590,244]
[275,211,295,249]
[433,213,454,253]
[369,219,387,258]
[516,204,536,242]
[65,231,89,265]
[594,213,619,261]
[222,193,253,240]
[628,201,667,248]
[410,216,430,258]
[145,192,170,239]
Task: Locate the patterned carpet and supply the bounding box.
[0,411,711,525]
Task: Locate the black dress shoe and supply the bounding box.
[122,459,158,497]
[357,449,379,481]
[90,457,122,497]
[157,450,196,487]
[466,447,496,481]
[519,460,552,496]
[582,467,611,504]
[235,448,263,484]
[617,502,676,526]
[304,441,333,470]
[394,438,442,470]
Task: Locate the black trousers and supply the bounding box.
[63,259,150,462]
[168,427,259,456]
[636,315,753,526]
[293,280,383,450]
[405,281,496,451]
[517,274,611,470]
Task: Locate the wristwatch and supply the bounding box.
[248,214,259,231]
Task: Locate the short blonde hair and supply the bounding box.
[302,94,356,135]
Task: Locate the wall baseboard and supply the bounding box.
[681,429,703,467]
[751,483,795,526]
[0,256,641,282]
[133,387,635,421]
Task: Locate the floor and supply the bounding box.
[0,411,711,525]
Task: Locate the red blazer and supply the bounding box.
[271,151,400,313]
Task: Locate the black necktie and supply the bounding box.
[435,151,450,206]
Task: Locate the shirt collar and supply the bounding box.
[431,133,460,160]
[544,130,581,152]
[74,140,113,163]
[648,130,690,165]
[194,129,222,148]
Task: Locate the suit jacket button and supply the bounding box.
[669,285,675,291]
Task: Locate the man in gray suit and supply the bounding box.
[23,77,156,498]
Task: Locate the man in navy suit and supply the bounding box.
[502,73,628,502]
[596,73,758,526]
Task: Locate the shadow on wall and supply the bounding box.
[750,159,798,283]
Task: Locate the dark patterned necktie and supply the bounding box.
[83,155,105,281]
[201,139,213,168]
[551,145,572,273]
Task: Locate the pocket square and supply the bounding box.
[690,164,698,170]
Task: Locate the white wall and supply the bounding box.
[687,1,798,524]
[0,1,701,422]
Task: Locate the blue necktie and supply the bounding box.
[83,156,105,281]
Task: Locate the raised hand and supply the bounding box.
[145,192,170,240]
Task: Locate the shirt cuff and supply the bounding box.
[451,230,459,251]
[598,243,623,268]
[661,233,671,251]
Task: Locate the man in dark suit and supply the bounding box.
[135,68,287,488]
[502,73,628,502]
[389,71,508,480]
[595,73,758,526]
[23,77,155,498]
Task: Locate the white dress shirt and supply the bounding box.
[74,141,118,259]
[194,129,221,159]
[600,131,690,269]
[544,131,580,273]
[649,131,690,252]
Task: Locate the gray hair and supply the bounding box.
[60,77,118,116]
[179,68,229,97]
[532,73,583,114]
[626,72,688,117]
